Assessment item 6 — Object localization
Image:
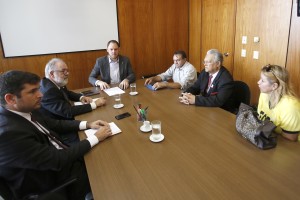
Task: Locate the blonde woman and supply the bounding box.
[257,64,300,141]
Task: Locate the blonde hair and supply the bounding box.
[261,64,296,109]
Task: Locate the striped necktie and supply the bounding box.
[206,75,213,93]
[31,114,68,149]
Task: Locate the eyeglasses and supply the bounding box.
[264,64,276,75]
[53,69,69,75]
[263,64,279,82]
[202,61,214,65]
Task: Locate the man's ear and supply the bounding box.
[4,93,16,105]
[49,71,55,79]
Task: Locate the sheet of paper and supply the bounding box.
[84,122,122,137]
[74,98,99,106]
[103,87,125,96]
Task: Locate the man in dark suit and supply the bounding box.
[179,49,234,112]
[40,58,106,144]
[41,58,106,121]
[0,70,112,200]
[88,40,136,90]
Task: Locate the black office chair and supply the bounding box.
[0,177,13,200]
[232,80,251,114]
[0,177,77,200]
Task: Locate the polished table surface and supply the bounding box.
[76,80,300,200]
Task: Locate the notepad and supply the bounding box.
[74,98,99,106]
[103,87,125,96]
[84,122,122,137]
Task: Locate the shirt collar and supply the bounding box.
[108,56,119,63]
[7,109,31,121]
[209,70,219,79]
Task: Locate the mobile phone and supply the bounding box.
[145,84,156,91]
[115,112,131,120]
[80,90,100,96]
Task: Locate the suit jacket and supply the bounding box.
[40,78,92,120]
[0,107,91,199]
[184,66,234,111]
[88,55,136,85]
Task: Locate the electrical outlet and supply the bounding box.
[242,36,247,44]
[253,51,259,59]
[241,49,246,57]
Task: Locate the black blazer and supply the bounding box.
[88,55,136,85]
[184,66,234,111]
[40,78,92,120]
[0,107,91,199]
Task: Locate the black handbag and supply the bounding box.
[235,103,277,149]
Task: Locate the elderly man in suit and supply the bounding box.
[40,58,106,121]
[0,70,112,199]
[88,40,136,90]
[40,58,107,144]
[179,49,234,112]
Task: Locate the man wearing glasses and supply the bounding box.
[144,50,197,90]
[179,49,234,112]
[40,58,106,144]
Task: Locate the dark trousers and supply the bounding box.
[56,159,91,200]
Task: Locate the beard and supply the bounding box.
[55,77,68,87]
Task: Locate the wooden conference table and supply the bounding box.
[76,80,300,200]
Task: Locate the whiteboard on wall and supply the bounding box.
[0,0,119,57]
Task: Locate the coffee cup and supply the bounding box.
[143,121,150,130]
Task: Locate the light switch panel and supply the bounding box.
[253,51,259,59]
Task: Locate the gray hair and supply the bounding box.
[207,49,223,65]
[45,58,64,78]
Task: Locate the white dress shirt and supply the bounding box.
[158,61,197,90]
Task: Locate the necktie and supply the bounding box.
[31,114,68,149]
[60,87,71,105]
[206,75,213,92]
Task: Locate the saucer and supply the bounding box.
[149,134,164,142]
[113,104,124,109]
[140,125,152,132]
[129,92,138,96]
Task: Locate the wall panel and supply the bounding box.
[233,0,292,104]
[118,0,155,79]
[189,0,236,73]
[286,0,300,97]
[153,0,189,74]
[189,0,202,71]
[201,0,236,73]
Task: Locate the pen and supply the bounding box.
[133,105,141,118]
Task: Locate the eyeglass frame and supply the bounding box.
[52,69,69,75]
[202,60,216,65]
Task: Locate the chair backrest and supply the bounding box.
[232,80,251,114]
